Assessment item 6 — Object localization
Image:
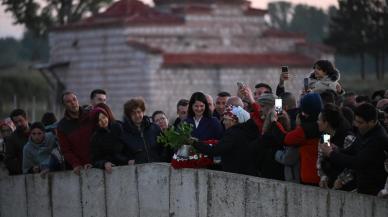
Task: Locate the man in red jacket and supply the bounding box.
[57,92,98,175]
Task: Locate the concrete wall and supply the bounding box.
[0,163,386,217]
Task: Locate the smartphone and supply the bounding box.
[275,99,282,114]
[237,82,245,89]
[323,134,331,145]
[281,66,288,72]
[303,78,309,91]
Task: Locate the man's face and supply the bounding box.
[354,116,376,135]
[177,105,188,120]
[130,107,144,126]
[11,115,28,132]
[63,93,80,113]
[206,96,215,112]
[91,94,107,107]
[30,128,45,144]
[215,96,228,115]
[254,87,270,101]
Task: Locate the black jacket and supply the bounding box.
[4,127,30,175]
[329,123,388,195]
[121,116,164,164]
[90,122,130,169]
[192,119,260,176]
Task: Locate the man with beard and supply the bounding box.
[5,109,30,175]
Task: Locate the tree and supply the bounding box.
[0,37,22,68]
[1,0,113,37]
[325,0,370,79]
[267,1,293,30]
[288,4,330,42]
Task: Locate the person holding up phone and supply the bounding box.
[316,103,356,190]
[275,66,289,96]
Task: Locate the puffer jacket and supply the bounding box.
[121,116,164,164]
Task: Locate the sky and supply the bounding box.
[0,0,338,39]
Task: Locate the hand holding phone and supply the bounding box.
[280,66,289,81]
[275,99,283,114]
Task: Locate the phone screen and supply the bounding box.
[304,78,309,90]
[275,99,282,113]
[281,66,288,72]
[323,134,331,144]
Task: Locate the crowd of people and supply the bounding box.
[0,60,387,197]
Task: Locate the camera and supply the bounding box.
[281,66,288,72]
[237,82,245,89]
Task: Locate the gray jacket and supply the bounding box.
[22,132,57,174]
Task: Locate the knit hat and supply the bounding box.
[257,93,276,107]
[300,93,323,117]
[223,105,250,123]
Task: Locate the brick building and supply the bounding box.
[47,0,333,118]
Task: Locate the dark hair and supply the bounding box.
[355,95,371,104]
[176,99,189,108]
[188,92,212,118]
[371,90,385,101]
[30,122,45,131]
[254,83,272,93]
[10,109,27,120]
[320,103,344,129]
[341,106,354,126]
[354,103,378,122]
[90,89,106,100]
[61,91,76,105]
[124,97,146,118]
[313,60,337,75]
[217,91,231,97]
[320,90,336,105]
[41,112,57,126]
[344,92,356,98]
[152,110,166,122]
[95,103,115,123]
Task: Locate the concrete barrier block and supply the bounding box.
[170,168,198,217]
[206,171,247,217]
[0,175,27,217]
[373,197,388,217]
[81,169,106,217]
[197,169,209,217]
[299,186,329,217]
[26,174,51,217]
[51,171,82,217]
[137,163,170,217]
[341,193,374,217]
[245,178,260,217]
[105,165,139,217]
[284,183,303,217]
[256,178,287,217]
[328,190,373,217]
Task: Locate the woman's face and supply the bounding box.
[30,128,45,144]
[317,113,329,132]
[98,113,109,128]
[193,101,205,118]
[314,65,326,79]
[153,113,169,131]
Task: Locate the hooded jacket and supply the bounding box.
[308,70,340,94]
[22,132,57,173]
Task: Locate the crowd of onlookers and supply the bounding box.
[0,60,387,198]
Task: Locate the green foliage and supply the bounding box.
[157,122,194,150]
[1,0,113,36]
[0,37,21,67]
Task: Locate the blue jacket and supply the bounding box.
[121,116,164,164]
[184,116,223,141]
